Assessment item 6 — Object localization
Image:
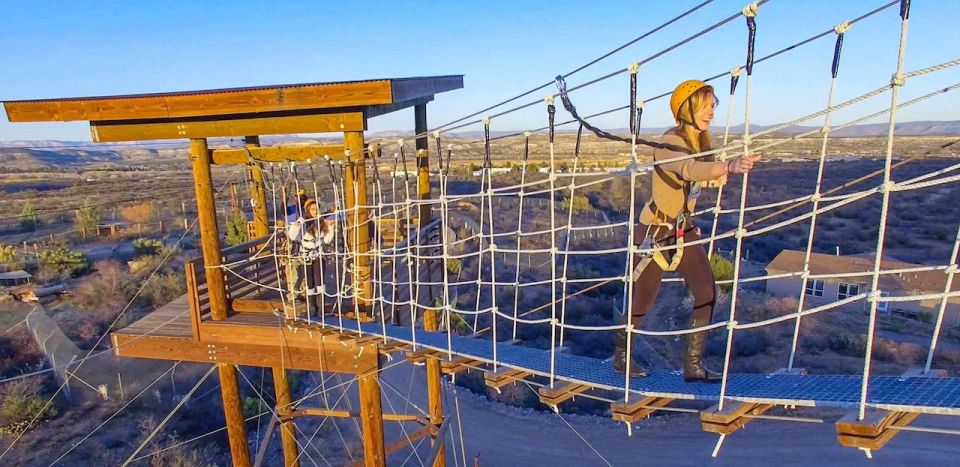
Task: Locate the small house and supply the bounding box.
[0,270,32,287]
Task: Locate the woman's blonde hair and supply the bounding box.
[673,85,717,159]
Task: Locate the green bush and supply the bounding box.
[38,246,89,279]
[225,211,249,247]
[141,270,186,307]
[917,311,934,324]
[561,195,592,215]
[711,254,735,291]
[446,258,462,275]
[133,238,164,256]
[0,244,16,263]
[19,202,39,232]
[242,396,268,420]
[0,380,57,435]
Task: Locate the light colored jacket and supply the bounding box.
[638,132,725,227]
[286,218,335,259]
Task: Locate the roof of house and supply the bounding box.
[0,270,32,280]
[764,249,960,293]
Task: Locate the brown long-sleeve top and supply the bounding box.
[638,132,726,227]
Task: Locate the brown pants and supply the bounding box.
[624,227,716,326]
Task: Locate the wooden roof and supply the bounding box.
[2,75,463,142]
[3,76,463,122]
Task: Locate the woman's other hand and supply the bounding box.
[727,154,761,174]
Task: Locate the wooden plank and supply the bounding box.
[111,332,378,374]
[440,356,482,375]
[406,348,444,364]
[5,79,393,122]
[835,409,907,437]
[538,382,591,408]
[700,403,772,435]
[90,112,365,142]
[483,368,532,390]
[294,407,421,423]
[836,412,919,450]
[212,144,347,165]
[611,396,674,424]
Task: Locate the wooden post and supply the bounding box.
[415,103,431,225]
[272,368,300,467]
[219,364,253,467]
[243,136,270,238]
[358,371,385,467]
[423,309,446,467]
[342,131,373,311]
[190,138,250,466]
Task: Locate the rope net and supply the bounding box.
[209,0,960,418]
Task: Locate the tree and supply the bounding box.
[225,211,249,246]
[76,198,101,234]
[0,244,15,264]
[132,238,163,256]
[38,246,89,279]
[19,203,38,232]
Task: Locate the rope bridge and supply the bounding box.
[199,0,960,457]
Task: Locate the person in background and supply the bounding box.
[286,198,335,314]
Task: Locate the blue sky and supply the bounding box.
[1,0,958,142]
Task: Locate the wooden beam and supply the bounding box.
[293,407,422,423]
[111,333,378,374]
[700,402,773,435]
[216,364,252,467]
[406,348,445,365]
[343,131,373,312]
[384,426,434,457]
[5,80,393,122]
[538,382,591,411]
[483,367,532,391]
[359,371,386,467]
[422,307,445,467]
[191,138,228,321]
[212,144,348,165]
[272,368,300,467]
[611,396,674,426]
[90,112,365,142]
[836,410,919,451]
[243,136,271,239]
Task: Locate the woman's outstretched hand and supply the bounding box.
[727,154,761,174]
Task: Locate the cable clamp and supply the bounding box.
[551,247,560,255]
[867,290,882,302]
[834,21,852,35]
[742,2,760,17]
[560,276,567,284]
[550,173,558,182]
[482,116,491,126]
[731,66,742,78]
[545,95,555,106]
[627,62,641,74]
[890,73,906,87]
[433,131,440,139]
[625,324,635,333]
[524,131,532,138]
[726,320,739,330]
[881,181,896,193]
[397,139,405,147]
[945,264,958,274]
[800,270,810,279]
[742,135,752,146]
[489,243,497,252]
[636,99,645,110]
[821,125,831,135]
[735,228,747,239]
[810,193,821,202]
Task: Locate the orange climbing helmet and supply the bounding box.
[670,79,710,124]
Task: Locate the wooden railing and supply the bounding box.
[184,235,277,340]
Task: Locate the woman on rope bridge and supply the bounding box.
[285,197,336,315]
[614,80,760,381]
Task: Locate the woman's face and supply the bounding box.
[693,96,716,132]
[308,204,319,218]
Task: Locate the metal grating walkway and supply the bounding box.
[322,317,960,416]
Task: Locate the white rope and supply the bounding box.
[859,7,910,422]
[924,226,960,373]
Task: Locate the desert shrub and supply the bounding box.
[120,202,154,223]
[711,254,735,292]
[133,238,164,256]
[19,203,39,232]
[140,271,186,307]
[38,246,89,279]
[74,260,135,315]
[733,331,771,358]
[225,211,248,247]
[560,195,592,215]
[828,333,867,357]
[0,243,16,263]
[0,330,43,378]
[916,311,934,324]
[446,258,462,275]
[0,377,57,435]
